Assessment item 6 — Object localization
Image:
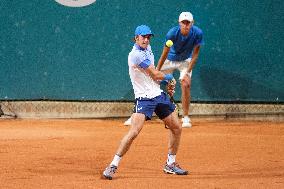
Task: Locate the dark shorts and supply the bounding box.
[133,92,176,120]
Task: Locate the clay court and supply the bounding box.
[0,118,283,189]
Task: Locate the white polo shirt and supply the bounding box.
[128,44,162,99]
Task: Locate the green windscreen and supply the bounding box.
[0,0,283,102]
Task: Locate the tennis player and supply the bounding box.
[156,11,204,128]
[103,25,188,180]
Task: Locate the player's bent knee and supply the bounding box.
[169,129,182,138]
[171,126,182,135]
[166,121,182,135]
[180,80,190,88]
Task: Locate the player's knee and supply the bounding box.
[169,122,182,135]
[171,126,182,136]
[180,79,190,88]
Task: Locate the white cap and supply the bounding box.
[179,12,193,22]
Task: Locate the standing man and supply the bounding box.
[156,11,204,128]
[103,25,188,180]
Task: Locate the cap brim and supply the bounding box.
[179,18,192,22]
[141,33,154,36]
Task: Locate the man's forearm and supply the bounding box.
[157,56,167,70]
[187,57,198,73]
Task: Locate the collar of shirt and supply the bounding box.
[134,43,146,51]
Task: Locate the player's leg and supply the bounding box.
[180,73,192,127]
[178,61,192,128]
[103,99,155,180]
[163,112,182,155]
[155,93,188,175]
[162,112,188,175]
[103,113,145,180]
[117,113,145,156]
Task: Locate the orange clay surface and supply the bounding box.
[0,118,283,189]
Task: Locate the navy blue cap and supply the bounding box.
[134,25,154,36]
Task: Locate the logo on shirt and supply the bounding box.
[55,0,96,7]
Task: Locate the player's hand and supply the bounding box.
[167,78,176,97]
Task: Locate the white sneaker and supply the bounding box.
[182,117,192,128]
[123,117,131,126]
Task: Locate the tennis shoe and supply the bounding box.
[103,165,117,180]
[123,117,131,126]
[182,117,192,128]
[163,162,188,175]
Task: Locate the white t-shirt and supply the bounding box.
[128,44,162,99]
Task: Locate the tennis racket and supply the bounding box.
[164,79,180,129]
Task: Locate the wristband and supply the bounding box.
[160,80,169,85]
[164,74,173,81]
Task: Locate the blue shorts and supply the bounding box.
[133,92,176,120]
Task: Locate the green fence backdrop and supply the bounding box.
[1,0,283,102]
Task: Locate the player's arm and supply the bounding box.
[136,58,173,81]
[186,45,201,73]
[186,29,203,74]
[145,64,172,81]
[156,46,170,71]
[146,64,176,97]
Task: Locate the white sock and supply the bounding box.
[167,154,176,165]
[110,154,122,167]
